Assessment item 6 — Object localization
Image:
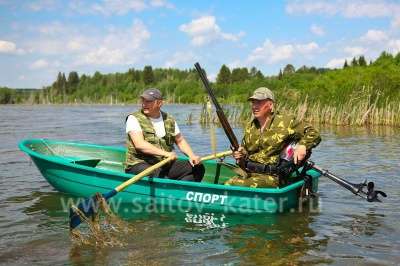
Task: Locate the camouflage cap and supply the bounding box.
[248,87,275,102]
[140,88,163,101]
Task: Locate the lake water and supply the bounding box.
[0,104,399,265]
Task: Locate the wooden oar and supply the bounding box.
[69,150,232,230]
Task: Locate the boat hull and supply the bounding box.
[20,139,320,214]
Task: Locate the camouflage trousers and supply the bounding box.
[224,173,280,188]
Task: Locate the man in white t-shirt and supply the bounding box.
[124,88,205,182]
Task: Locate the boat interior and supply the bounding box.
[25,139,236,184]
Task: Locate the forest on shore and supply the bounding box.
[2,51,400,126]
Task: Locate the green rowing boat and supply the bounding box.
[19,139,320,214]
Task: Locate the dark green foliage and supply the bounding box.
[351,57,358,67]
[394,52,400,65]
[255,70,264,79]
[358,56,367,66]
[143,65,154,85]
[67,71,79,93]
[250,67,257,77]
[216,64,231,85]
[52,72,66,95]
[1,50,399,110]
[373,51,394,66]
[283,64,295,75]
[0,87,15,104]
[231,67,249,83]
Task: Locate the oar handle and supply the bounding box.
[115,156,175,192]
[114,150,232,193]
[200,150,232,161]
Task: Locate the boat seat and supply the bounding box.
[72,158,102,168]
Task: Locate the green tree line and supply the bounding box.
[2,51,400,109]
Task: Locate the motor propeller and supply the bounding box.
[366,181,387,202]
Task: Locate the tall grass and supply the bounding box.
[198,93,400,127]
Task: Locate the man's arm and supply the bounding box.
[175,133,200,165]
[297,124,321,149]
[128,131,176,159]
[291,119,321,164]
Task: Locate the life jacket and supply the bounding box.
[125,110,175,168]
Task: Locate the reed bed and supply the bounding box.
[198,95,400,127]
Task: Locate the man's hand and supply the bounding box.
[188,154,201,166]
[293,144,307,164]
[164,151,177,160]
[232,146,246,160]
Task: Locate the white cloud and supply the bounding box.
[164,51,196,67]
[150,0,174,9]
[82,47,125,65]
[344,46,367,56]
[179,16,244,46]
[360,29,388,42]
[247,39,319,64]
[38,21,65,35]
[0,40,17,53]
[25,19,150,66]
[76,19,151,66]
[91,0,147,15]
[286,1,338,15]
[67,38,88,51]
[388,40,400,53]
[296,42,319,53]
[29,39,67,55]
[286,0,400,26]
[208,72,217,82]
[27,0,58,11]
[70,0,174,16]
[131,20,152,48]
[227,60,241,69]
[342,1,395,18]
[30,59,49,69]
[392,16,400,28]
[326,57,351,68]
[310,24,325,36]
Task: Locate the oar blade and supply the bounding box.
[69,206,84,230]
[69,190,118,230]
[69,194,100,230]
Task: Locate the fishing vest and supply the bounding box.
[243,113,300,165]
[125,110,176,167]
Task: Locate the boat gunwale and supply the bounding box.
[19,138,315,194]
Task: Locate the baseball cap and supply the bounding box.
[140,88,163,101]
[248,87,275,102]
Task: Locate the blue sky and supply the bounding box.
[1,0,400,88]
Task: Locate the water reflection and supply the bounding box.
[14,189,332,265]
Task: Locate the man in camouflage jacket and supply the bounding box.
[226,87,321,188]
